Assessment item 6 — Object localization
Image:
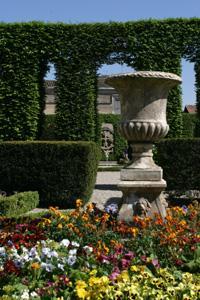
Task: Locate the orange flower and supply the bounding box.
[129,227,139,237]
[76,199,83,208]
[67,223,74,229]
[82,213,89,222]
[86,203,94,212]
[101,213,110,223]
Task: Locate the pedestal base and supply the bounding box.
[117,180,168,222]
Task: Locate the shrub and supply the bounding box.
[182,113,199,137]
[0,191,39,217]
[0,141,100,208]
[155,138,200,191]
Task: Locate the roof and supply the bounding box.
[184,105,197,113]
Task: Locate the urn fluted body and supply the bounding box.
[105,71,182,220]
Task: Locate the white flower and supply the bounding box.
[58,263,64,271]
[60,239,70,247]
[41,262,54,272]
[21,290,30,300]
[50,250,58,258]
[29,247,38,258]
[30,291,38,298]
[22,254,30,262]
[0,247,6,257]
[42,247,51,257]
[35,255,41,262]
[71,241,80,247]
[67,255,76,266]
[69,249,77,256]
[14,260,22,268]
[83,246,93,255]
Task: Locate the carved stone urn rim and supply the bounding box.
[105,71,182,83]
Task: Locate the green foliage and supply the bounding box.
[40,114,127,161]
[99,114,127,161]
[0,141,100,208]
[0,191,39,217]
[182,113,199,137]
[155,138,200,190]
[2,19,200,140]
[40,114,57,140]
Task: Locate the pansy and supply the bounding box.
[60,239,70,247]
[67,255,76,266]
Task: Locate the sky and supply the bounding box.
[1,0,200,108]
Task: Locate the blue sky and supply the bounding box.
[1,0,200,107]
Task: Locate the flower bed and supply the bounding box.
[0,200,199,299]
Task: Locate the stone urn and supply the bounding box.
[105,71,182,221]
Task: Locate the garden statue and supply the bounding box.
[105,71,182,221]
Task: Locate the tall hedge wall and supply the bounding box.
[1,19,200,141]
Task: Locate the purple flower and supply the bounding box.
[124,251,135,260]
[141,255,147,262]
[182,205,188,213]
[151,258,160,268]
[105,203,118,214]
[109,266,120,281]
[121,258,131,269]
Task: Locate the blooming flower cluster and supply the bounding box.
[0,199,199,299]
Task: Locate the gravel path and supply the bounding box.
[89,171,122,210]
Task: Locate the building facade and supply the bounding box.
[44,76,121,115]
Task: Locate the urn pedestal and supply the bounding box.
[105,71,182,221]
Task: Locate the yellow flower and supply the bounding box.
[31,262,40,270]
[130,265,139,272]
[89,269,97,276]
[43,218,51,225]
[117,270,130,282]
[57,223,63,229]
[60,214,69,221]
[76,280,87,289]
[76,287,88,299]
[76,280,88,299]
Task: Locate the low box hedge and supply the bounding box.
[0,191,39,217]
[155,138,200,191]
[0,141,100,208]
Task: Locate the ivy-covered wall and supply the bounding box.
[1,19,200,141]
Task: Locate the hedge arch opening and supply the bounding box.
[44,63,57,115]
[181,58,196,111]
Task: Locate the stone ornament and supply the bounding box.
[105,71,182,221]
[101,124,114,160]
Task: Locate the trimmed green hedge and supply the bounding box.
[3,19,200,141]
[156,138,200,191]
[182,113,199,137]
[0,141,100,208]
[0,191,39,217]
